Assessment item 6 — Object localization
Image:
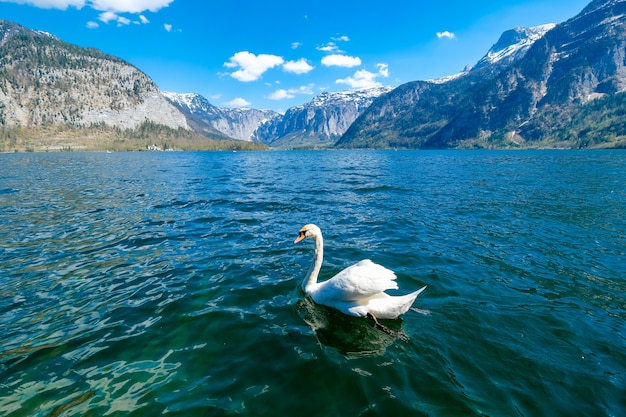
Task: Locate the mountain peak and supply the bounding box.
[476,24,556,67]
[427,24,555,84]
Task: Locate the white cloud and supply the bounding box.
[332,35,350,42]
[116,15,130,26]
[316,42,339,53]
[268,89,293,100]
[336,70,380,89]
[1,0,173,12]
[97,10,134,26]
[296,84,315,95]
[377,63,389,78]
[336,63,389,89]
[436,31,455,39]
[98,10,117,22]
[321,54,361,68]
[90,0,173,13]
[225,97,251,107]
[164,23,172,32]
[268,84,315,100]
[0,0,86,9]
[86,20,99,28]
[139,14,149,24]
[283,58,314,74]
[291,42,302,49]
[224,51,284,82]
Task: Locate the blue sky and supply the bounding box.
[1,0,590,112]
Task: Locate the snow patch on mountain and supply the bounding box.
[162,91,280,141]
[429,24,556,85]
[427,72,467,84]
[479,24,556,66]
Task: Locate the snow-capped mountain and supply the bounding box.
[428,24,556,84]
[163,87,393,148]
[163,92,280,141]
[255,87,394,148]
[339,0,626,149]
[475,24,557,68]
[308,87,394,108]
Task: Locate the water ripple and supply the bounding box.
[1,151,625,416]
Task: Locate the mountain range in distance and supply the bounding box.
[162,87,393,149]
[1,0,626,151]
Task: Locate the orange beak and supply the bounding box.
[294,230,306,244]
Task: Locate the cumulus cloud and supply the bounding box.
[0,0,86,9]
[4,0,172,28]
[291,42,302,49]
[224,51,285,82]
[98,10,117,22]
[316,42,340,53]
[321,54,362,68]
[376,63,389,78]
[336,63,389,89]
[225,97,251,108]
[332,35,350,42]
[90,0,173,13]
[116,15,130,26]
[164,23,172,32]
[436,31,455,39]
[97,10,143,26]
[267,89,293,100]
[2,0,173,12]
[283,58,314,75]
[268,84,315,100]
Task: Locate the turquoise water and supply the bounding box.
[1,150,624,416]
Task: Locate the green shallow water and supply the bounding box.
[0,150,624,416]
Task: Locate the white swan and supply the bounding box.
[294,224,426,322]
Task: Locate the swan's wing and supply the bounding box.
[325,259,398,302]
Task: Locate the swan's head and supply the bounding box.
[294,224,321,244]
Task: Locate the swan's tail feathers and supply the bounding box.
[398,285,427,316]
[367,285,427,319]
[412,285,427,299]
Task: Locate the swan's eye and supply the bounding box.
[298,231,306,238]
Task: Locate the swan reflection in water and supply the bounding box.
[296,296,405,356]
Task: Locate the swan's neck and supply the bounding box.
[302,234,323,294]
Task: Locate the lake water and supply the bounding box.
[0,150,624,416]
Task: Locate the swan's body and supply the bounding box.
[294,224,426,320]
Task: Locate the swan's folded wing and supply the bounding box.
[329,259,398,301]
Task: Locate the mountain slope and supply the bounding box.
[0,20,188,131]
[338,0,626,149]
[162,92,280,142]
[257,87,393,148]
[163,87,393,148]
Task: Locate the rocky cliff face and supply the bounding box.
[162,92,280,141]
[255,87,393,148]
[0,20,188,130]
[164,87,393,148]
[338,0,626,149]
